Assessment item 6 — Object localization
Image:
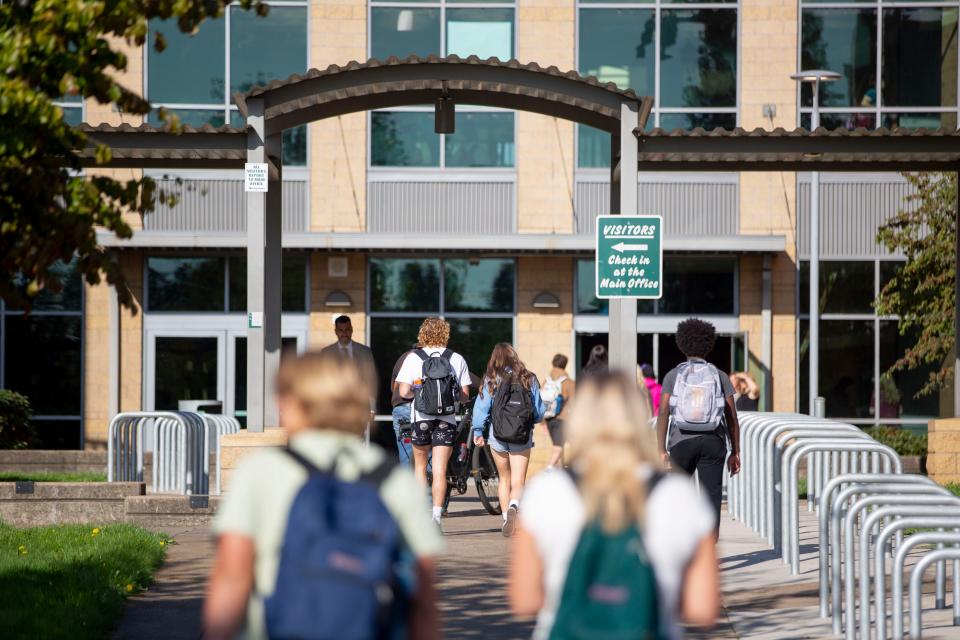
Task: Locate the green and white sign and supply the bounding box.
[595,215,663,299]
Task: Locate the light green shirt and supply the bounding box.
[214,430,444,640]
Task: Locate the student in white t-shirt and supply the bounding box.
[510,371,720,640]
[395,317,471,529]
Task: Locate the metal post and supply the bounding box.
[761,254,773,411]
[608,101,640,375]
[809,79,821,416]
[264,133,283,429]
[246,99,267,432]
[108,283,120,423]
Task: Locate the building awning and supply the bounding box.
[97,231,785,254]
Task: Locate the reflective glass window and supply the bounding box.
[4,316,82,416]
[658,257,736,315]
[147,257,225,312]
[233,336,298,427]
[31,419,82,450]
[448,317,514,379]
[578,9,656,96]
[798,319,875,418]
[660,10,737,108]
[10,258,82,312]
[879,321,940,421]
[801,9,877,107]
[228,254,308,313]
[61,107,83,126]
[370,317,426,414]
[371,8,441,59]
[147,18,225,103]
[444,259,514,313]
[800,111,876,131]
[230,6,307,95]
[369,258,441,312]
[371,112,439,167]
[577,259,608,315]
[229,111,306,166]
[446,9,514,60]
[578,126,611,169]
[445,112,515,168]
[150,109,225,129]
[799,261,875,315]
[882,8,958,108]
[659,112,736,131]
[154,337,218,410]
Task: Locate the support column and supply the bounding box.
[245,99,283,432]
[954,171,959,416]
[108,284,120,425]
[608,102,639,375]
[761,253,773,411]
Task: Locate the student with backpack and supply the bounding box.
[656,318,742,530]
[472,343,546,537]
[511,372,720,640]
[395,317,472,530]
[204,352,442,640]
[542,353,575,470]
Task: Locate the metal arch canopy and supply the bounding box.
[233,55,653,135]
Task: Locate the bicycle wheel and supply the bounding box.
[472,444,501,516]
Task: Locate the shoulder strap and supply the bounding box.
[414,348,428,361]
[440,348,453,360]
[283,447,326,475]
[359,458,398,488]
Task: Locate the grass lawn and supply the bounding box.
[0,471,107,483]
[0,522,170,640]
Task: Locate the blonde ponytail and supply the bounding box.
[564,372,659,532]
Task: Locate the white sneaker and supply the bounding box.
[502,504,518,537]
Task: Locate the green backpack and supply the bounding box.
[549,473,665,640]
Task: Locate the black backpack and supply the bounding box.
[491,373,535,444]
[414,348,460,416]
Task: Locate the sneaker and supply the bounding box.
[502,504,518,538]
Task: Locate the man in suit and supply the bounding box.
[321,315,374,367]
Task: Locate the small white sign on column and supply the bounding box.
[244,163,268,192]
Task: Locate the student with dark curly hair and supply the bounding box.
[656,318,741,531]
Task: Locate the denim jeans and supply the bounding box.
[392,403,413,465]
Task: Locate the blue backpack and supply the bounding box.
[264,448,410,640]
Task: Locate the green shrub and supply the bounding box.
[864,425,927,457]
[0,390,36,449]
[945,482,960,498]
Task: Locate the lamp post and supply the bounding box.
[791,70,841,416]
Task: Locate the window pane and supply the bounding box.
[370,317,425,415]
[371,8,441,59]
[578,126,611,169]
[577,259,609,314]
[444,259,514,313]
[882,113,955,131]
[879,260,903,294]
[150,109,225,128]
[371,112,439,167]
[798,319,875,418]
[659,258,736,315]
[799,261,874,315]
[154,337,218,410]
[445,111,515,167]
[880,321,940,421]
[882,8,958,108]
[230,6,306,95]
[369,258,441,312]
[4,316,81,415]
[578,9,655,96]
[446,9,514,60]
[32,419,82,450]
[659,112,736,131]
[228,255,308,313]
[10,258,82,312]
[448,318,514,381]
[229,111,306,166]
[61,107,83,126]
[660,10,737,108]
[801,9,877,108]
[800,112,876,131]
[147,257,225,312]
[148,18,225,103]
[234,336,297,427]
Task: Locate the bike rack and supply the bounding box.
[909,548,960,639]
[203,414,241,495]
[886,527,960,639]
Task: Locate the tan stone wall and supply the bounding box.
[119,253,144,414]
[309,1,367,232]
[309,253,367,349]
[516,2,576,234]
[219,429,288,491]
[929,418,960,484]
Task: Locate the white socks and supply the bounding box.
[432,506,443,520]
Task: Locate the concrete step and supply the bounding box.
[125,495,222,530]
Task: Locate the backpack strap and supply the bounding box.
[283,447,326,475]
[414,349,428,361]
[360,458,398,489]
[440,348,453,360]
[284,447,396,488]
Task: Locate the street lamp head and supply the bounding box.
[790,69,842,83]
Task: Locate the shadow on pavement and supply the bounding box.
[436,557,535,639]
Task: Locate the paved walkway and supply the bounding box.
[112,493,960,639]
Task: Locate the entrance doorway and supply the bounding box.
[575,332,744,382]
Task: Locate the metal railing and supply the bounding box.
[203,414,241,495]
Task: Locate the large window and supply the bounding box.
[1,260,83,448]
[576,257,737,316]
[368,257,515,413]
[577,0,739,167]
[798,259,942,427]
[146,254,308,313]
[147,3,308,164]
[369,1,516,169]
[800,2,959,130]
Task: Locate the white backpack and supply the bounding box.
[668,361,724,432]
[541,375,566,420]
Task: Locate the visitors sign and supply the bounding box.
[244,163,268,192]
[595,215,663,299]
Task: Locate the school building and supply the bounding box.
[6,0,957,448]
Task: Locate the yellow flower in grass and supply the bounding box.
[91,527,101,537]
[159,540,166,547]
[17,545,27,556]
[125,583,134,593]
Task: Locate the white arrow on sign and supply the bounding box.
[612,242,649,253]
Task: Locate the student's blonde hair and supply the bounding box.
[275,351,373,435]
[564,371,659,532]
[417,316,450,348]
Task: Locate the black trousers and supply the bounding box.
[669,430,726,530]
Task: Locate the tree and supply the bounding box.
[0,0,266,311]
[875,172,957,397]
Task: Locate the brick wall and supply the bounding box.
[929,419,960,484]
